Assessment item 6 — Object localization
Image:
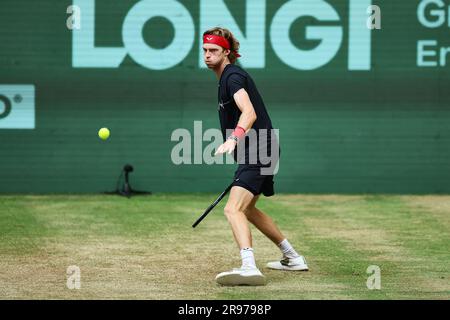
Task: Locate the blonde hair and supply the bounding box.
[203,27,240,64]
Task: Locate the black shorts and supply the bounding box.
[232,165,275,197]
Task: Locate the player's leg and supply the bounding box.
[223,186,254,250]
[215,186,266,286]
[245,196,309,271]
[244,195,285,245]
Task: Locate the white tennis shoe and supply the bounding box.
[266,256,309,271]
[215,266,266,286]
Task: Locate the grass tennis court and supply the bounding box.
[0,194,448,299]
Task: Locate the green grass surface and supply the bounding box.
[0,194,449,299]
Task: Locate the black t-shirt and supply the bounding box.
[217,64,279,166]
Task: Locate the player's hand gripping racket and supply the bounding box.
[192,179,239,228]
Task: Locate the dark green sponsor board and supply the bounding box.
[0,0,449,193]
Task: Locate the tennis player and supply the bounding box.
[202,27,309,286]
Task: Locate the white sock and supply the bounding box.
[278,239,300,259]
[240,247,256,268]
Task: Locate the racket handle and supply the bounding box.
[192,179,237,228]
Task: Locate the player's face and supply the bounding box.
[203,43,229,68]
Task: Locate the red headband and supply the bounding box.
[203,34,241,58]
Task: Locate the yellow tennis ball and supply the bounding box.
[98,127,110,140]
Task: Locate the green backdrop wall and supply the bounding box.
[0,0,449,194]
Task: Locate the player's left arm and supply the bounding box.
[215,88,257,155]
[233,88,257,132]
